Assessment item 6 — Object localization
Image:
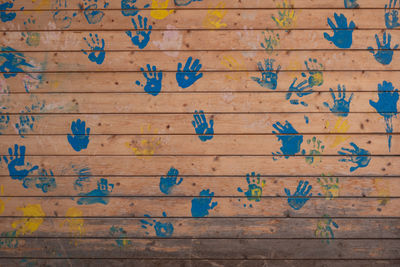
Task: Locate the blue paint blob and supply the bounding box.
[67,119,91,152]
[0,47,34,78]
[324,13,355,49]
[176,56,203,88]
[304,116,309,124]
[191,189,218,217]
[159,167,183,195]
[284,180,312,210]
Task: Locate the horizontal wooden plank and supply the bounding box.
[0,10,389,31]
[0,135,396,155]
[0,239,398,259]
[0,218,398,238]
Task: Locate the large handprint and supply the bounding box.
[67,119,91,152]
[284,180,312,210]
[324,13,356,49]
[136,64,163,96]
[323,85,354,117]
[191,189,218,217]
[368,32,399,65]
[272,121,305,159]
[251,59,281,90]
[176,56,203,88]
[192,110,214,142]
[385,0,400,29]
[2,145,38,181]
[125,15,152,49]
[338,142,371,172]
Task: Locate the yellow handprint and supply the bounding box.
[220,55,247,80]
[60,207,85,245]
[151,0,174,20]
[125,124,161,158]
[271,0,297,30]
[203,2,227,29]
[11,204,45,236]
[325,117,350,148]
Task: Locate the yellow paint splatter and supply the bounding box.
[151,0,174,20]
[271,0,297,30]
[220,55,247,80]
[60,207,85,244]
[12,204,45,236]
[125,124,161,158]
[0,185,9,215]
[325,117,350,148]
[203,2,227,29]
[373,178,390,206]
[24,0,51,14]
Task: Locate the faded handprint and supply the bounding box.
[220,55,246,81]
[304,58,324,88]
[77,178,114,205]
[34,169,56,193]
[251,59,281,90]
[344,0,359,8]
[284,180,312,210]
[159,167,183,195]
[153,25,183,57]
[151,0,173,20]
[191,189,218,217]
[82,33,106,64]
[109,226,132,247]
[368,32,399,65]
[305,137,325,166]
[271,0,296,30]
[60,207,85,242]
[121,0,150,16]
[136,64,163,96]
[317,175,339,199]
[338,142,371,172]
[126,15,152,49]
[324,13,355,49]
[140,212,174,237]
[21,19,40,47]
[0,112,9,132]
[67,119,91,152]
[325,117,350,148]
[237,172,266,207]
[272,121,305,160]
[202,2,227,29]
[323,85,354,116]
[2,145,38,181]
[176,56,203,88]
[286,76,312,106]
[315,215,339,244]
[52,0,77,29]
[192,110,214,142]
[125,124,161,157]
[261,30,280,53]
[385,0,400,29]
[174,0,202,6]
[15,114,35,138]
[83,0,107,24]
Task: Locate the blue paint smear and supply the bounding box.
[176,56,203,88]
[77,178,114,205]
[67,119,90,152]
[324,13,355,49]
[369,81,399,151]
[125,15,152,49]
[136,64,163,96]
[344,0,359,8]
[83,0,105,24]
[174,0,202,6]
[368,32,399,65]
[385,0,400,29]
[0,1,17,22]
[284,180,312,210]
[338,142,371,172]
[192,110,214,142]
[272,121,305,159]
[251,59,281,90]
[140,212,174,237]
[159,167,183,195]
[323,84,354,117]
[237,172,264,202]
[0,47,34,78]
[73,166,92,190]
[2,144,38,181]
[191,189,218,217]
[304,116,309,124]
[82,33,105,64]
[21,168,56,193]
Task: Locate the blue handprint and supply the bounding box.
[385,0,400,29]
[237,172,265,205]
[284,180,312,210]
[125,15,152,49]
[140,212,174,237]
[0,113,10,132]
[251,59,281,90]
[176,56,203,88]
[369,81,399,151]
[286,76,312,106]
[52,0,77,29]
[2,145,38,181]
[191,189,218,217]
[15,114,35,138]
[174,0,202,6]
[77,178,114,205]
[344,0,359,8]
[323,85,354,117]
[338,142,371,172]
[121,0,150,16]
[67,119,91,152]
[192,110,214,142]
[159,167,183,195]
[0,47,34,78]
[135,64,163,96]
[368,32,399,65]
[272,121,305,160]
[324,13,355,49]
[0,0,18,22]
[82,33,105,65]
[33,169,56,193]
[83,0,106,24]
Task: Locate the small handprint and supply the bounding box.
[21,19,40,47]
[109,225,131,247]
[338,142,371,172]
[251,59,281,90]
[0,0,17,22]
[33,169,56,193]
[323,85,354,117]
[67,119,91,152]
[324,13,356,49]
[121,0,150,16]
[344,0,359,8]
[140,212,174,237]
[192,110,214,142]
[317,175,339,200]
[271,0,297,30]
[136,64,163,96]
[176,56,203,88]
[82,33,105,65]
[191,189,218,217]
[237,172,266,206]
[126,15,152,49]
[385,0,400,29]
[202,2,227,29]
[368,32,399,65]
[15,114,35,138]
[52,0,77,29]
[2,145,38,181]
[284,180,312,210]
[315,215,339,244]
[83,0,106,24]
[159,167,183,195]
[285,76,312,106]
[0,113,9,132]
[305,137,325,166]
[261,30,280,53]
[272,121,305,160]
[151,0,173,20]
[304,58,324,87]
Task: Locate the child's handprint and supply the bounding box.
[140,212,174,237]
[317,176,339,200]
[67,119,91,152]
[83,0,106,24]
[284,180,312,210]
[192,110,214,142]
[82,33,106,65]
[159,167,183,195]
[271,0,296,30]
[237,172,266,205]
[272,121,305,159]
[305,137,325,166]
[125,15,152,49]
[15,114,35,138]
[315,215,339,244]
[2,145,38,181]
[338,142,371,172]
[323,85,354,117]
[251,59,281,90]
[151,0,173,20]
[202,2,227,29]
[136,64,163,96]
[191,189,218,217]
[286,76,312,106]
[21,19,40,47]
[324,13,355,49]
[385,0,400,29]
[34,169,56,193]
[121,0,150,16]
[176,56,203,88]
[368,32,399,65]
[304,58,324,87]
[261,30,280,53]
[52,0,77,29]
[344,0,359,8]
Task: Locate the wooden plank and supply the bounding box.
[0,134,396,156]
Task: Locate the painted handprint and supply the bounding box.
[2,145,38,181]
[174,0,202,6]
[159,167,183,195]
[140,212,174,237]
[385,0,400,29]
[192,110,214,142]
[151,0,173,20]
[109,226,131,247]
[191,189,218,217]
[251,59,281,90]
[286,76,312,106]
[368,32,399,65]
[21,19,40,47]
[67,119,91,152]
[82,33,105,65]
[126,15,152,49]
[83,0,106,24]
[272,121,305,159]
[0,47,34,79]
[121,0,150,16]
[323,85,354,117]
[237,172,266,206]
[324,13,355,49]
[176,56,203,88]
[52,0,77,29]
[15,114,35,138]
[317,176,339,199]
[0,113,9,133]
[369,81,399,151]
[202,2,227,29]
[77,178,114,205]
[315,215,339,244]
[271,0,296,30]
[304,58,324,88]
[33,169,56,193]
[338,142,371,172]
[0,0,18,22]
[136,64,163,96]
[344,0,359,8]
[284,180,312,210]
[261,30,280,53]
[305,137,325,166]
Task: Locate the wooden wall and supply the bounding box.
[0,0,400,266]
